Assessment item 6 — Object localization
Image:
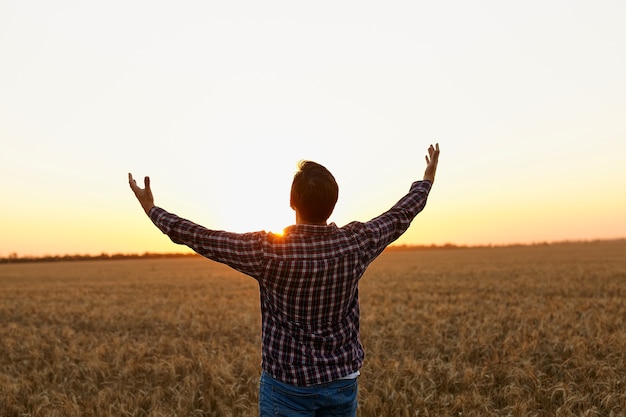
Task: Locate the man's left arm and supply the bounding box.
[128,173,265,278]
[148,207,266,277]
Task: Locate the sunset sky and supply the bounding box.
[2,1,625,257]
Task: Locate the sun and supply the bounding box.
[181,157,299,235]
[203,195,293,235]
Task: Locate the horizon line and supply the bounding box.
[2,237,625,264]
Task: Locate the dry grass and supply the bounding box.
[1,240,624,416]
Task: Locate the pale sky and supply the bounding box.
[1,1,625,257]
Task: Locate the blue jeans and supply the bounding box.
[259,372,358,417]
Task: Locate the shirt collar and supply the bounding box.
[282,222,339,236]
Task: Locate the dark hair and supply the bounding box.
[290,161,338,223]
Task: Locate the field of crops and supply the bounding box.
[1,240,624,416]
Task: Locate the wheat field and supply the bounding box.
[1,240,624,416]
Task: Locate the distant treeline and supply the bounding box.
[1,245,461,264]
[0,252,200,264]
[2,246,458,264]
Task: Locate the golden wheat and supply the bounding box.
[1,240,624,416]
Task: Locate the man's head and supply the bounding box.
[290,161,338,224]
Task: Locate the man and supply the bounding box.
[129,143,439,416]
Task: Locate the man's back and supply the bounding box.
[258,223,367,386]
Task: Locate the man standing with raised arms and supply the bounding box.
[129,143,439,416]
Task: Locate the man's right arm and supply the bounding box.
[348,143,439,259]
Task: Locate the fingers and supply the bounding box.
[128,173,139,191]
[425,143,439,163]
[128,174,149,185]
[427,143,440,162]
[128,173,150,193]
[423,143,440,184]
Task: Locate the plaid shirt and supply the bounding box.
[149,180,432,386]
